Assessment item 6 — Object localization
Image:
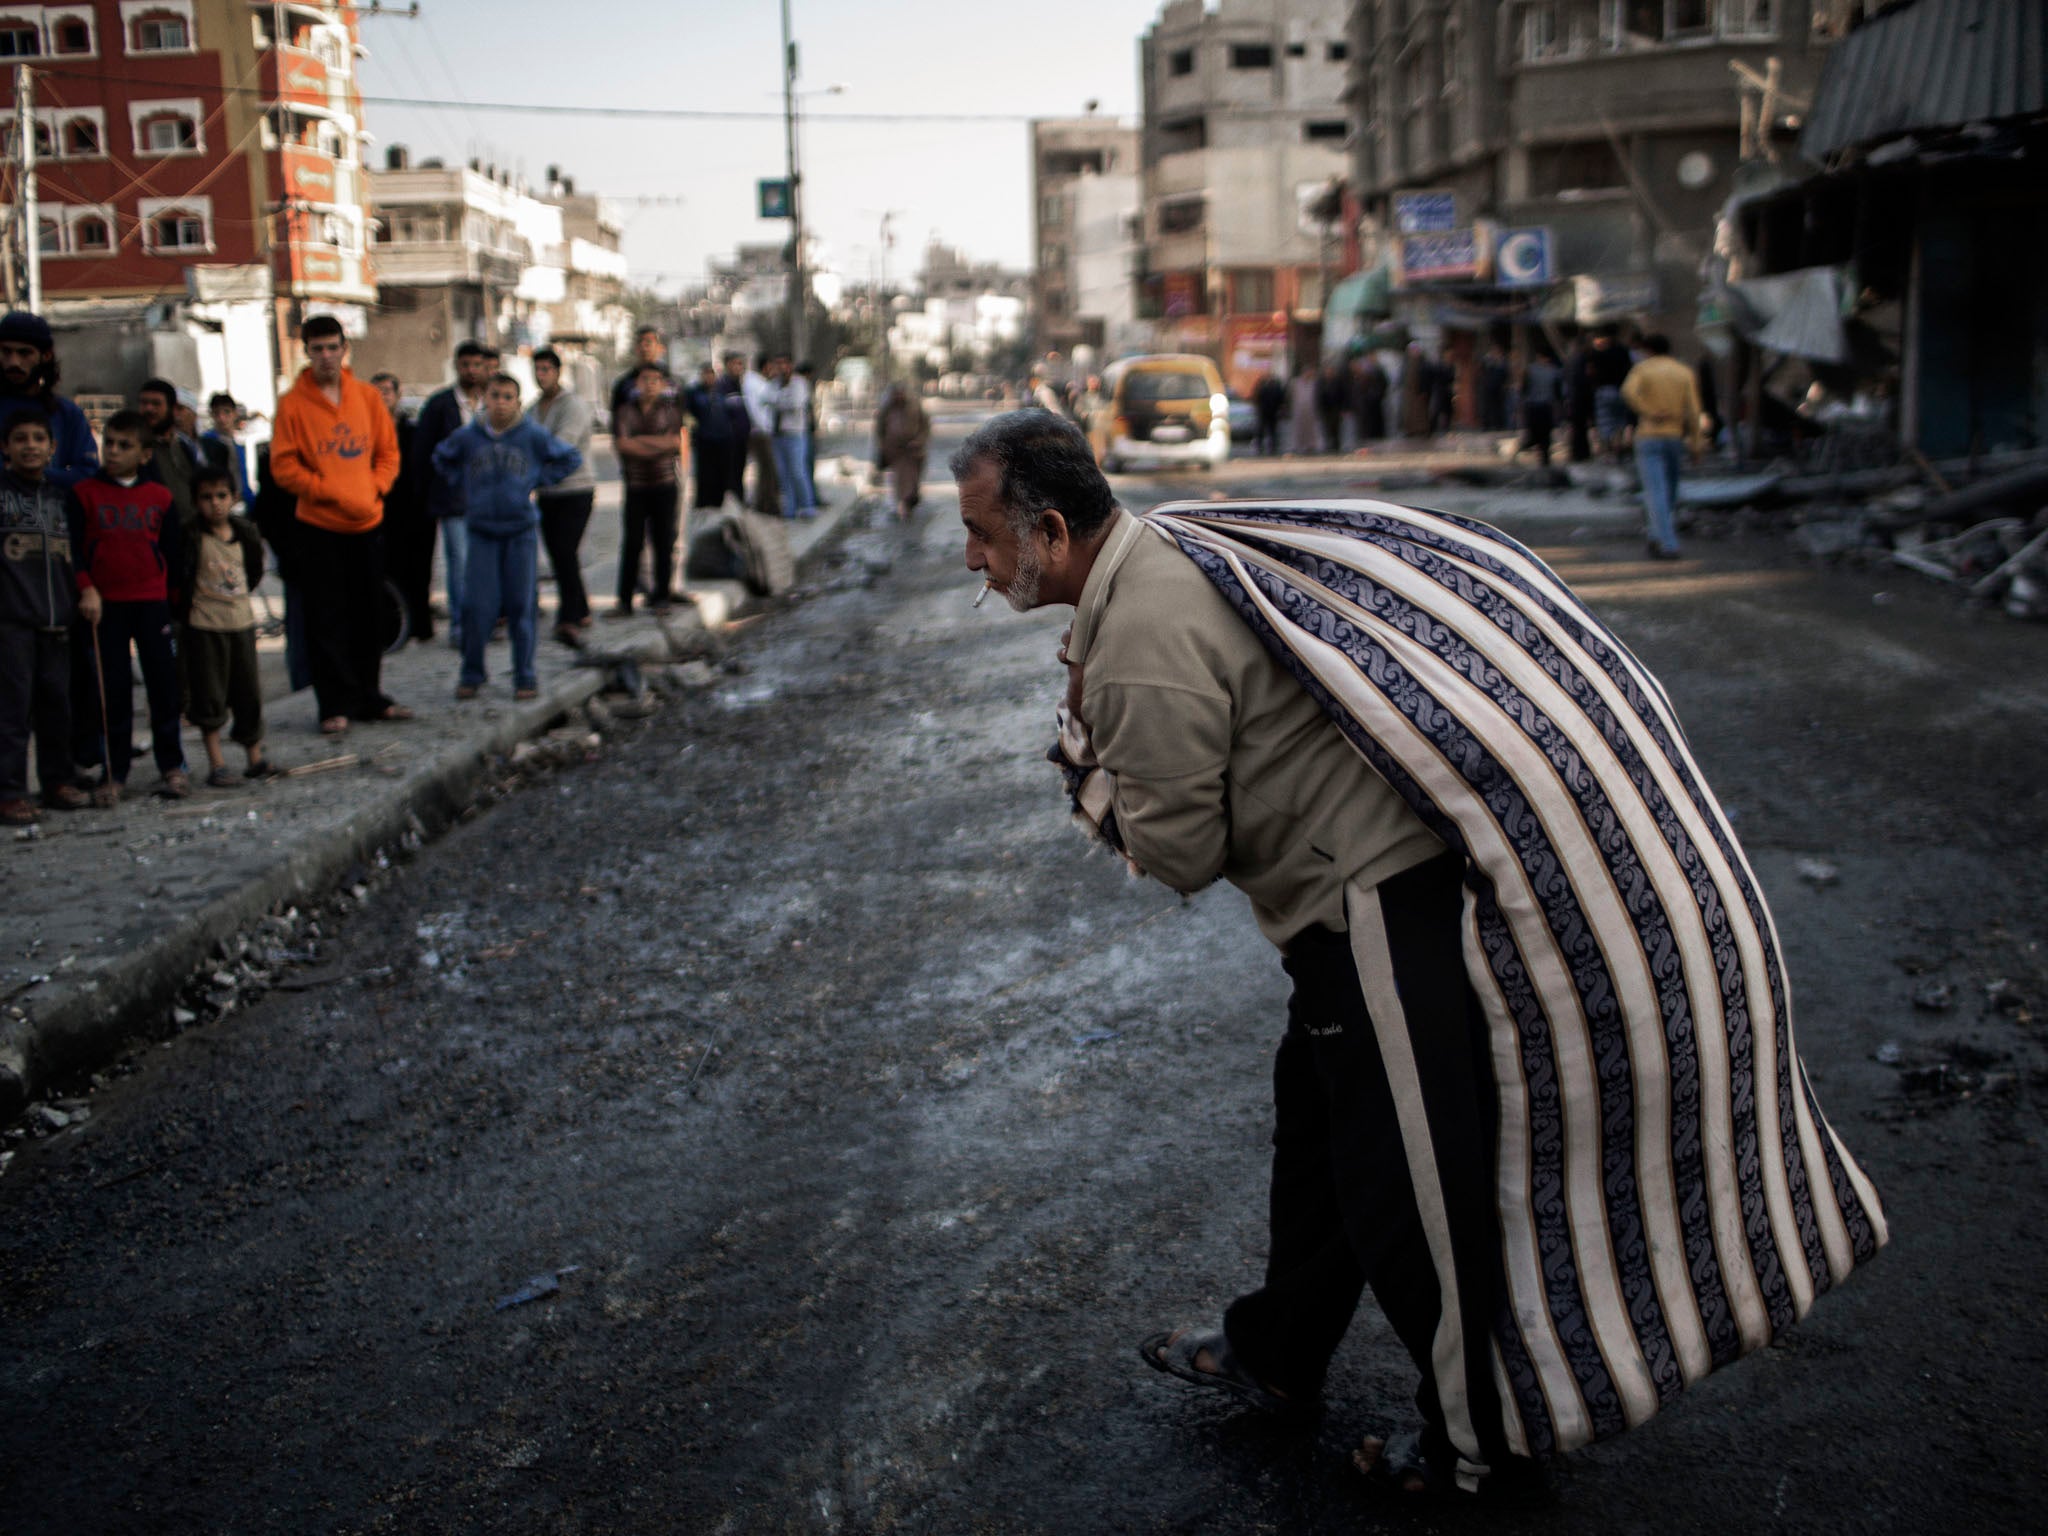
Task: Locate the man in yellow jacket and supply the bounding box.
[270,315,405,735]
[1619,333,1705,561]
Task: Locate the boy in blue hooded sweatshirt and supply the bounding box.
[432,374,580,700]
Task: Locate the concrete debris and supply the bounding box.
[1984,979,2026,1013]
[30,1103,70,1132]
[1912,982,1956,1012]
[1796,858,1840,887]
[1873,1040,1903,1065]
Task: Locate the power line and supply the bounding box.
[24,66,1041,125]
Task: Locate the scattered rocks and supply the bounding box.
[1912,982,1955,1012]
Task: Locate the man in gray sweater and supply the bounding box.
[532,348,596,643]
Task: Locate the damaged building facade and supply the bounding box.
[1342,0,1863,423]
[1727,0,2048,459]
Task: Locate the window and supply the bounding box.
[1158,114,1206,153]
[63,117,100,157]
[145,115,197,152]
[1039,243,1064,271]
[134,17,189,52]
[1285,41,1306,57]
[30,119,53,157]
[1523,2,1563,59]
[51,12,94,53]
[1443,18,1465,96]
[1159,198,1204,235]
[1304,120,1348,142]
[1230,44,1275,69]
[0,25,38,57]
[74,215,110,250]
[1403,53,1429,110]
[37,218,60,254]
[1723,0,1776,37]
[1327,41,1349,61]
[148,208,206,250]
[1040,196,1064,228]
[1667,0,1711,35]
[1528,140,1625,195]
[1168,48,1194,76]
[1232,270,1275,313]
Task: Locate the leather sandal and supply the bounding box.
[1137,1328,1308,1416]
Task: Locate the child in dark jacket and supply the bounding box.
[177,468,276,787]
[0,408,90,823]
[432,374,581,701]
[72,409,189,803]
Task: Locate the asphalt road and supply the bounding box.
[4,445,2047,1534]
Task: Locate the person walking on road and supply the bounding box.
[1517,348,1563,469]
[372,373,436,645]
[1315,363,1346,455]
[1285,364,1321,455]
[1252,372,1285,458]
[609,362,684,617]
[414,341,497,650]
[951,408,1886,1504]
[772,355,817,519]
[872,379,929,521]
[1622,333,1705,560]
[269,316,406,736]
[531,348,596,644]
[433,373,582,699]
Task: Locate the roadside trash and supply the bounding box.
[494,1264,581,1312]
[1795,858,1839,887]
[1911,983,1955,1012]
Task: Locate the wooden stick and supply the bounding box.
[285,754,359,778]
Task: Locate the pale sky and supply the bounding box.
[357,0,1167,294]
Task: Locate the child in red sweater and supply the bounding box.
[72,410,190,802]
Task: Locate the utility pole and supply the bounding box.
[17,63,39,312]
[780,0,807,360]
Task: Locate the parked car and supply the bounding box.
[1087,354,1232,473]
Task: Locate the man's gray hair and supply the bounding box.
[949,409,1116,541]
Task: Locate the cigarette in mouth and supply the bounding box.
[973,582,992,609]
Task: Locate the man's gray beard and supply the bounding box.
[1004,541,1042,613]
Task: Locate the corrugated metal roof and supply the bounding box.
[1801,0,2048,159]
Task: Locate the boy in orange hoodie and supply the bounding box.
[269,315,405,735]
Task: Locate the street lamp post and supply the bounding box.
[780,0,806,361]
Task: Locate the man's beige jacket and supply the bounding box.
[1063,508,1442,946]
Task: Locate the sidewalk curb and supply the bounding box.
[0,496,871,1122]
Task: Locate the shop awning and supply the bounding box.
[1327,265,1392,320]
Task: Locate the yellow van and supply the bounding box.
[1090,354,1232,473]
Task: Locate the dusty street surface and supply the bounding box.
[4,444,2047,1534]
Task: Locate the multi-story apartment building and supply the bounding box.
[1,0,375,387]
[1347,0,1852,404]
[356,151,573,392]
[1030,117,1139,361]
[1137,0,1352,388]
[537,170,631,383]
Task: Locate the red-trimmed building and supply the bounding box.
[2,0,375,375]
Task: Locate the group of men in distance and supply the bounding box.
[0,310,282,826]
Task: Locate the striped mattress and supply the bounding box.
[1146,500,1887,1460]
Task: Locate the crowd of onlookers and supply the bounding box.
[0,308,834,827]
